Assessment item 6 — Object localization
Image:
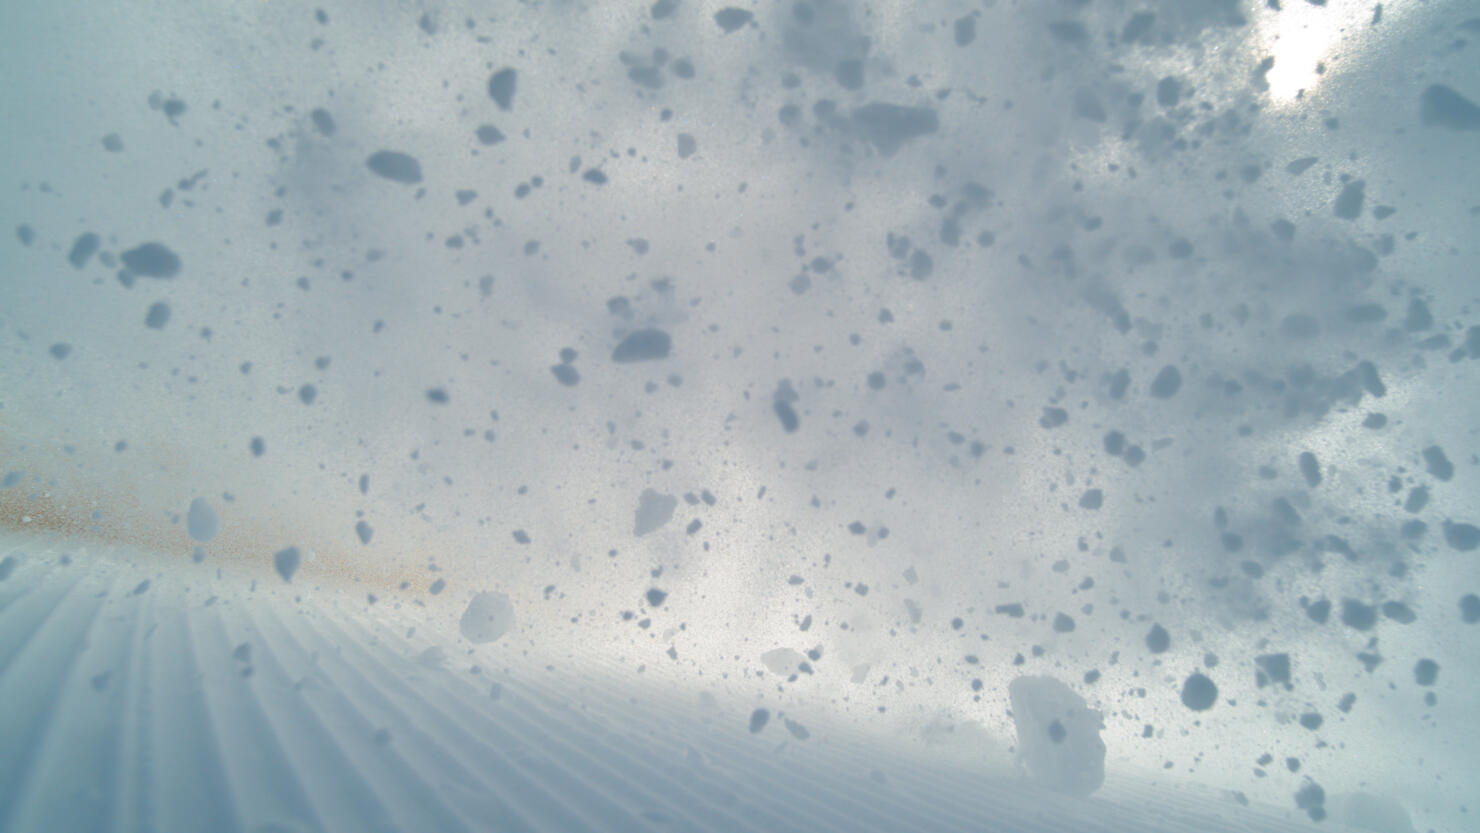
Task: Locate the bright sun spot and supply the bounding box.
[1254,3,1383,103]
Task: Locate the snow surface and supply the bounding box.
[0,540,1362,833]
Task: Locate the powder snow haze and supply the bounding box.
[1,1,1477,832]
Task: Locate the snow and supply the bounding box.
[761,648,807,675]
[1008,676,1106,797]
[186,498,218,542]
[459,591,516,644]
[273,547,300,583]
[633,489,677,536]
[1330,792,1417,833]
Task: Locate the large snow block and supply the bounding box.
[1008,675,1106,797]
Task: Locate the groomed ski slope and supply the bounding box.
[0,534,1349,833]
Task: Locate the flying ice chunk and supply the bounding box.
[852,102,939,156]
[612,328,671,362]
[761,648,806,675]
[187,497,218,542]
[1181,672,1219,709]
[121,242,181,278]
[714,8,752,33]
[1008,675,1105,797]
[749,708,770,733]
[1420,84,1480,130]
[460,591,516,644]
[366,150,423,184]
[634,488,678,536]
[274,547,301,582]
[487,67,517,110]
[145,302,171,329]
[1330,792,1416,833]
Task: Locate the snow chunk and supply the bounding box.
[121,242,180,278]
[612,328,671,362]
[1008,676,1105,797]
[1330,792,1416,833]
[460,591,516,644]
[366,150,423,184]
[187,498,218,542]
[634,488,678,536]
[274,547,300,582]
[1442,520,1479,552]
[852,103,939,156]
[1149,364,1182,398]
[1420,84,1480,130]
[487,67,517,110]
[749,708,769,733]
[1180,672,1218,710]
[714,8,753,33]
[784,718,810,740]
[1145,623,1170,654]
[761,648,806,675]
[144,302,171,329]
